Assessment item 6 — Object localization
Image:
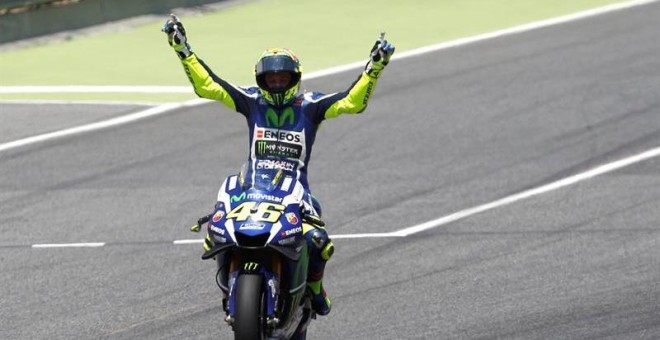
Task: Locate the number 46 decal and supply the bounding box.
[226,202,285,223]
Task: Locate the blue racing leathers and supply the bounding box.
[180,52,383,316]
[179,53,380,195]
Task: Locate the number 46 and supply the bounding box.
[226,202,285,223]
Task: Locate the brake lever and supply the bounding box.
[190,213,211,233]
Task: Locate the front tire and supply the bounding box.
[234,274,265,340]
[291,328,307,340]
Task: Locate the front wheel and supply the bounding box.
[234,274,265,340]
[290,328,307,340]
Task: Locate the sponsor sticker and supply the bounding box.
[247,192,283,203]
[256,140,303,159]
[278,237,296,246]
[280,226,302,237]
[240,223,265,230]
[244,262,259,271]
[257,128,303,143]
[256,159,296,171]
[210,225,225,235]
[231,192,246,203]
[212,211,224,223]
[285,212,299,225]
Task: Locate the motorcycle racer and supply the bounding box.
[163,15,394,316]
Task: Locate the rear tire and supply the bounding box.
[234,274,265,340]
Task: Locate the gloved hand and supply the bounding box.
[365,38,395,78]
[162,14,193,59]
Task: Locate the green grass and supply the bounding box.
[0,0,626,102]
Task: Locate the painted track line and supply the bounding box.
[0,0,655,153]
[0,99,166,106]
[4,0,658,246]
[32,242,105,248]
[0,86,191,94]
[301,0,660,79]
[13,145,660,248]
[352,145,660,238]
[171,144,660,241]
[17,144,656,247]
[392,0,659,62]
[3,0,656,96]
[173,239,203,245]
[0,98,208,153]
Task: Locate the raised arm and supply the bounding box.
[321,37,396,119]
[162,15,256,114]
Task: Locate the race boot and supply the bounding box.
[307,280,331,316]
[303,223,334,315]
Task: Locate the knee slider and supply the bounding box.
[309,228,329,249]
[321,240,334,261]
[309,228,333,261]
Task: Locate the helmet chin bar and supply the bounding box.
[258,79,300,108]
[271,92,286,107]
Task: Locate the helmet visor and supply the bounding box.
[255,55,300,75]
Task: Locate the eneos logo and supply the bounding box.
[255,128,302,143]
[280,226,302,237]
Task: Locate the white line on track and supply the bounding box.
[389,146,660,237]
[391,0,660,63]
[2,0,656,97]
[0,0,656,154]
[330,232,404,239]
[0,99,167,106]
[173,239,204,245]
[3,0,656,247]
[0,98,208,153]
[170,144,660,243]
[32,242,106,248]
[0,86,192,94]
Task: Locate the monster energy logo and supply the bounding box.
[265,107,295,128]
[244,262,259,271]
[231,192,246,202]
[255,140,302,158]
[257,141,268,156]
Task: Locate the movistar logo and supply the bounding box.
[231,192,246,202]
[265,107,295,128]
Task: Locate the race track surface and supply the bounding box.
[1,3,659,339]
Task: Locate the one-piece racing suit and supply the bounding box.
[179,52,382,312]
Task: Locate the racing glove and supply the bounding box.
[162,14,193,59]
[365,38,395,79]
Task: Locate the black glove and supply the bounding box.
[365,38,395,78]
[162,14,192,59]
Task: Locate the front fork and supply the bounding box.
[224,254,283,328]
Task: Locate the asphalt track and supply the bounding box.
[1,3,660,339]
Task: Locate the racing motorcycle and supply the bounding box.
[192,166,318,340]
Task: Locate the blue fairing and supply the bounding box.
[207,166,306,254]
[203,167,312,338]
